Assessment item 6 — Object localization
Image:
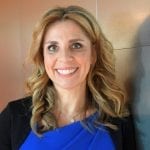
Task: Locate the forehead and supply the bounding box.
[44,20,90,41]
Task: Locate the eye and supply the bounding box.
[47,45,58,53]
[71,42,82,49]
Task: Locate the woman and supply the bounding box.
[0,5,136,150]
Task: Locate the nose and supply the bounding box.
[58,48,73,62]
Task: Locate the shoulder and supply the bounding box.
[0,96,32,127]
[107,114,136,137]
[109,115,134,126]
[5,96,32,115]
[0,96,32,120]
[109,115,136,136]
[108,115,137,150]
[0,97,32,150]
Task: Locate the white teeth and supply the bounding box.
[57,68,77,75]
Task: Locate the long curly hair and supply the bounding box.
[26,5,128,135]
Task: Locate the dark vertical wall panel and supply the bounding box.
[98,0,150,149]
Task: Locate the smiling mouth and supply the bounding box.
[56,68,78,75]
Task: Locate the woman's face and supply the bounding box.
[43,20,94,90]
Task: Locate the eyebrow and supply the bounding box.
[44,39,85,45]
[69,39,84,43]
[44,41,58,45]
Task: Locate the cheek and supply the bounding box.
[78,54,92,71]
[44,56,53,73]
[81,52,93,65]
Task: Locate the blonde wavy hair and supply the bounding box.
[26,5,128,135]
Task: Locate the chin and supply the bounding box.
[57,84,77,90]
[54,80,86,91]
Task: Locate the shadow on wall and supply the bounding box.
[125,16,150,150]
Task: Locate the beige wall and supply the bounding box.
[0,0,150,148]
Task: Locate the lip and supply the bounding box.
[55,67,78,76]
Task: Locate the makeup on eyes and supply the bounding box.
[44,39,86,53]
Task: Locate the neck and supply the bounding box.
[54,84,87,116]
